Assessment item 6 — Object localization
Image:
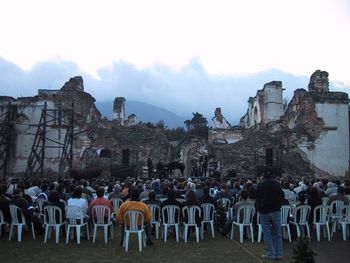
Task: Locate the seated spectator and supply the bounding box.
[328,186,349,205]
[282,182,297,202]
[117,188,153,246]
[307,187,322,223]
[214,183,234,203]
[200,187,217,209]
[37,183,49,200]
[67,186,88,221]
[44,190,66,222]
[0,186,11,226]
[12,188,43,234]
[108,184,123,200]
[326,182,338,197]
[234,189,254,217]
[140,184,152,200]
[88,187,114,219]
[182,189,201,227]
[144,191,161,206]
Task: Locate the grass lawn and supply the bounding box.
[1,225,349,263]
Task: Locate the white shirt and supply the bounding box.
[67,198,88,217]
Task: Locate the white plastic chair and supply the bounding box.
[123,210,146,252]
[36,198,46,220]
[43,205,65,243]
[201,203,215,239]
[147,204,161,239]
[322,197,329,205]
[280,205,291,242]
[66,206,90,244]
[182,205,201,243]
[257,212,262,243]
[340,205,350,241]
[92,205,114,243]
[162,205,180,242]
[290,205,311,238]
[217,198,232,220]
[230,205,255,243]
[0,210,8,237]
[9,204,36,242]
[312,205,331,242]
[110,198,123,217]
[330,200,344,236]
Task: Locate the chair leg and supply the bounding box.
[86,225,90,241]
[31,222,36,240]
[125,232,129,252]
[66,226,70,244]
[44,225,49,243]
[306,224,310,239]
[163,225,168,242]
[175,225,179,242]
[239,225,244,243]
[155,223,159,239]
[210,222,215,238]
[110,224,114,240]
[184,225,188,243]
[104,226,108,243]
[9,223,13,241]
[55,226,60,243]
[230,223,234,240]
[76,227,81,244]
[195,227,199,243]
[93,225,97,243]
[18,224,22,242]
[296,225,301,238]
[287,225,291,242]
[250,225,254,243]
[138,232,143,252]
[316,224,320,241]
[341,223,346,241]
[258,225,262,243]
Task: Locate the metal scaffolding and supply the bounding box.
[0,103,17,179]
[26,102,74,180]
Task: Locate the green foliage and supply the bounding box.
[163,127,187,141]
[184,112,208,138]
[291,238,317,263]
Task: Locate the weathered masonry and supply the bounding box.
[0,70,349,180]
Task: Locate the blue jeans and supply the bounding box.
[260,211,283,258]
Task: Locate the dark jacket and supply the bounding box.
[256,179,284,214]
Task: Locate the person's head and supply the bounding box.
[14,188,23,197]
[240,189,249,200]
[130,188,140,201]
[308,187,320,198]
[203,187,210,198]
[220,183,227,192]
[338,186,345,194]
[48,190,60,203]
[96,187,105,198]
[263,171,274,180]
[148,190,156,200]
[41,183,48,192]
[186,189,197,205]
[71,186,83,198]
[167,189,176,200]
[283,182,290,189]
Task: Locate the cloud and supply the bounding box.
[0,57,347,125]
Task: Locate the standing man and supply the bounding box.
[147,156,154,178]
[256,171,284,260]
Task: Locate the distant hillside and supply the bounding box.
[95,100,186,128]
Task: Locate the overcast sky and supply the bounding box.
[0,0,349,123]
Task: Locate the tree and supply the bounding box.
[184,112,208,138]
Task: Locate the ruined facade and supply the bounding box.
[240,81,284,128]
[211,70,349,178]
[1,70,348,181]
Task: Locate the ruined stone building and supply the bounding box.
[0,70,348,181]
[209,70,349,178]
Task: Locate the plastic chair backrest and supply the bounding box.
[293,205,310,224]
[147,204,161,223]
[110,198,123,213]
[162,205,180,224]
[280,205,290,224]
[217,198,231,212]
[9,204,26,224]
[322,197,329,205]
[182,206,201,225]
[66,206,84,225]
[313,205,330,224]
[330,200,344,216]
[342,205,350,223]
[201,203,215,222]
[44,205,63,224]
[36,198,46,213]
[124,210,144,231]
[236,205,255,224]
[92,205,111,224]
